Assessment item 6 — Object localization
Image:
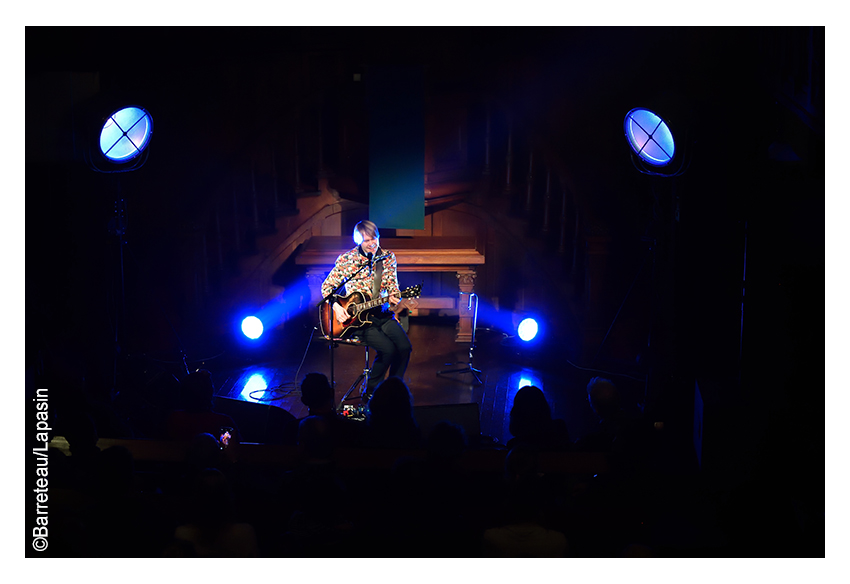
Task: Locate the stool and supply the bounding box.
[322,336,371,410]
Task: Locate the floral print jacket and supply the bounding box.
[321,246,401,304]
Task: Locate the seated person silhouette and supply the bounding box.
[299,372,366,448]
[574,376,648,453]
[507,385,571,451]
[167,468,258,557]
[166,369,240,444]
[363,377,421,449]
[482,446,569,557]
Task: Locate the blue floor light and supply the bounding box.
[241,316,264,340]
[517,318,539,342]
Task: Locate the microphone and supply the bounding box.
[367,252,373,274]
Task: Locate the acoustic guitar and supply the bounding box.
[319,284,422,339]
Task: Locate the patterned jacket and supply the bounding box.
[321,246,401,305]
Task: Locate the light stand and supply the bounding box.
[108,195,128,400]
[87,106,158,400]
[592,236,655,365]
[437,292,483,385]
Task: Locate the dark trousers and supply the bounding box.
[356,317,412,391]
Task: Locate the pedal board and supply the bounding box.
[340,403,367,421]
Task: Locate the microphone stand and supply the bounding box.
[437,292,483,385]
[316,255,377,392]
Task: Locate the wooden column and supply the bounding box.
[456,270,477,343]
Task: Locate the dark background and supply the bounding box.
[26,26,824,403]
[23,25,826,559]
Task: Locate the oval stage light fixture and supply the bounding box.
[241,316,264,340]
[517,318,539,342]
[624,108,675,167]
[99,106,153,163]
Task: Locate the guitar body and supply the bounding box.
[319,291,372,339]
[319,284,422,339]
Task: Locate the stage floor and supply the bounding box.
[208,315,648,447]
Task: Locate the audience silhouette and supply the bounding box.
[569,377,657,556]
[374,420,479,556]
[166,468,259,557]
[280,429,356,556]
[184,432,226,473]
[482,446,569,557]
[363,376,421,449]
[298,372,366,448]
[36,359,807,558]
[507,385,571,451]
[573,377,651,456]
[165,369,241,444]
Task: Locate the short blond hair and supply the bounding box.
[354,220,379,240]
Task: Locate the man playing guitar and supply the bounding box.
[321,220,412,402]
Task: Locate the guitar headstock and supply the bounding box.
[400,283,422,299]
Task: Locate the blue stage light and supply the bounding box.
[241,316,264,340]
[99,106,153,162]
[517,318,539,342]
[624,108,675,166]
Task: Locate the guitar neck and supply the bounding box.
[352,296,388,314]
[352,291,412,315]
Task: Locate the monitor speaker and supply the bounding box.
[213,396,298,444]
